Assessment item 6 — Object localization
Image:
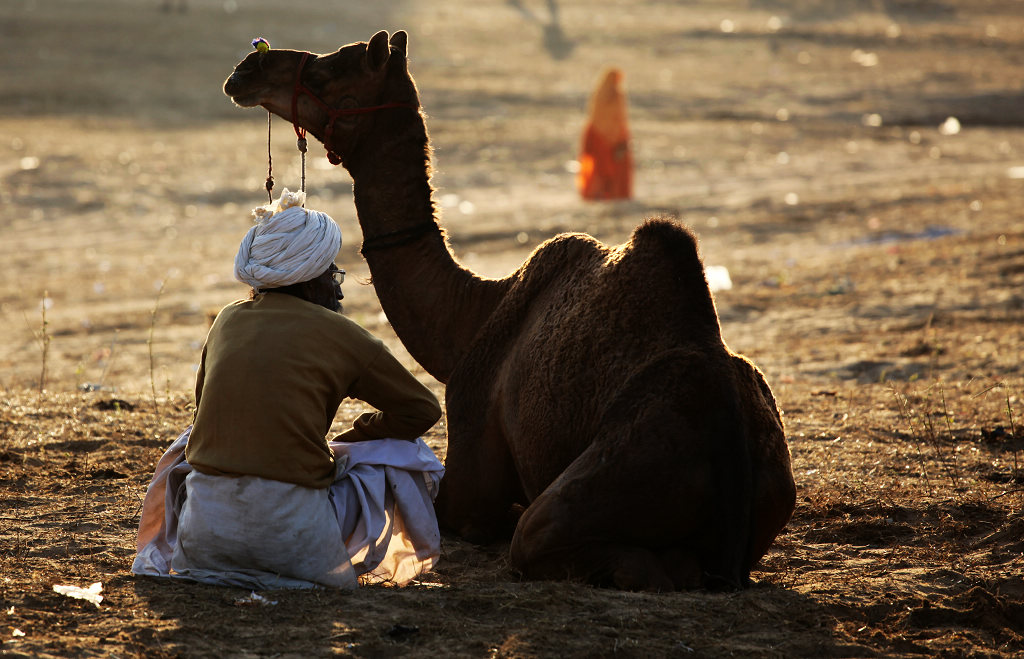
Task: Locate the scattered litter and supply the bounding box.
[841,225,961,247]
[233,591,277,607]
[11,629,25,638]
[6,606,12,615]
[862,113,883,127]
[851,49,878,67]
[53,582,103,608]
[705,265,733,292]
[939,116,961,136]
[78,383,112,392]
[1006,166,1024,179]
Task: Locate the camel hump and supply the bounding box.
[628,217,704,273]
[633,216,700,250]
[619,218,718,323]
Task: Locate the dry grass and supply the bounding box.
[3,381,1023,657]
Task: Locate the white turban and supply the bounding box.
[234,189,342,290]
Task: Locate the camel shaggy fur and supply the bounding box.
[223,30,796,590]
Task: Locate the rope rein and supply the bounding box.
[263,110,306,204]
[265,111,274,202]
[289,51,417,170]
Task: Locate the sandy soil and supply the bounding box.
[2,0,1024,656]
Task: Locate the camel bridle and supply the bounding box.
[263,51,418,203]
[262,49,437,252]
[291,52,417,164]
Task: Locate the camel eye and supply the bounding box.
[235,52,264,72]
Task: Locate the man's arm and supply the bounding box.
[336,345,442,442]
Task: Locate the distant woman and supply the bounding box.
[133,189,444,589]
[577,68,633,201]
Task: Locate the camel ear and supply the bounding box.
[389,30,408,57]
[365,30,391,73]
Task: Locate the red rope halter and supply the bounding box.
[290,51,417,165]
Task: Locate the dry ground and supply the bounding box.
[2,0,1024,656]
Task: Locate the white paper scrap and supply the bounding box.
[52,582,103,608]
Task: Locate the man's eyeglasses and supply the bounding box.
[328,268,346,286]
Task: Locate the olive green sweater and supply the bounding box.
[185,292,442,489]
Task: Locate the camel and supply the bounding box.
[223,31,796,591]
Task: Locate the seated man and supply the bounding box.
[133,189,443,589]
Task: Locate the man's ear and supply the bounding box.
[365,30,391,72]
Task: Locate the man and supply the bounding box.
[133,189,444,589]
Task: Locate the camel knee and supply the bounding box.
[510,497,588,582]
[508,499,559,574]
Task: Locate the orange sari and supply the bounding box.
[577,68,633,200]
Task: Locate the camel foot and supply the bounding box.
[512,542,695,592]
[605,547,677,592]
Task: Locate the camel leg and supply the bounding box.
[434,409,524,544]
[508,430,734,590]
[510,355,755,591]
[508,432,711,591]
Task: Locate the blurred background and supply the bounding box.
[2,0,1022,395]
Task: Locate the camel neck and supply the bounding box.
[344,113,509,383]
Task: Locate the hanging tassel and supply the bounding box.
[265,111,274,203]
[297,136,307,199]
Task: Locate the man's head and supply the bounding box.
[254,262,345,311]
[234,189,344,310]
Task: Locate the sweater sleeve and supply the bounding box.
[335,344,442,443]
[192,342,208,423]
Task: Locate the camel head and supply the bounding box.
[223,30,417,165]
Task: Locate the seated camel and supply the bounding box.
[223,30,796,590]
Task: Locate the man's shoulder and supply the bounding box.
[283,297,384,346]
[215,294,383,347]
[328,310,383,346]
[209,298,250,324]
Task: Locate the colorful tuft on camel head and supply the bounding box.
[577,67,633,201]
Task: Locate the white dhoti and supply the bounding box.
[132,426,445,590]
